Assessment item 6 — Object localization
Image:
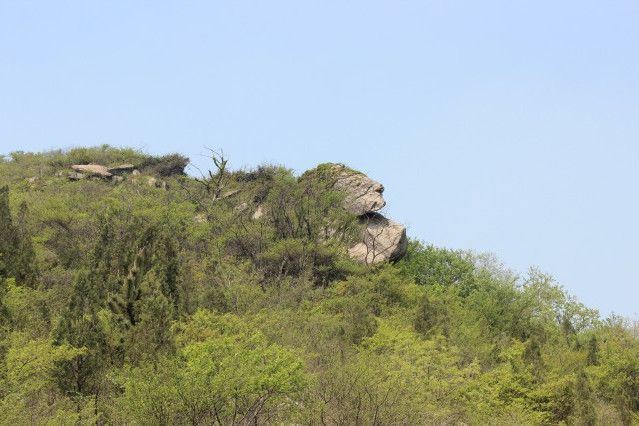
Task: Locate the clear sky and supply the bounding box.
[1,1,637,317]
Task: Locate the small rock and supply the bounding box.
[252,204,265,220]
[132,169,140,176]
[68,172,86,181]
[234,202,249,213]
[194,213,208,223]
[112,176,124,183]
[147,177,157,187]
[221,189,241,199]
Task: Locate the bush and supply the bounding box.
[398,240,476,293]
[138,153,189,177]
[47,145,148,168]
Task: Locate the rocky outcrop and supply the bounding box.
[316,164,408,264]
[331,166,386,216]
[66,163,172,189]
[71,163,138,178]
[348,213,408,264]
[71,164,112,178]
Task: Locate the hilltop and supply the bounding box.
[0,146,637,425]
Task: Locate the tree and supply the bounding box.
[0,186,16,282]
[414,290,452,337]
[12,202,38,287]
[117,310,306,424]
[574,370,596,426]
[594,344,639,425]
[0,187,38,285]
[52,271,110,403]
[586,335,599,366]
[124,286,175,364]
[1,334,90,424]
[397,241,476,292]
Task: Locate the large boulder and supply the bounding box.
[348,213,408,264]
[331,165,386,216]
[71,164,112,178]
[306,164,408,264]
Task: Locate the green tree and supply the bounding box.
[586,335,599,366]
[52,272,109,402]
[398,241,476,291]
[12,202,38,287]
[0,333,91,425]
[0,187,38,287]
[118,310,306,424]
[574,370,596,426]
[0,186,16,281]
[0,188,18,282]
[414,289,452,337]
[124,285,175,364]
[594,344,639,425]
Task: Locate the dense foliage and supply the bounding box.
[0,146,637,425]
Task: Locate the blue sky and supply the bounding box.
[1,1,637,317]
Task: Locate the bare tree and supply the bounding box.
[193,148,229,199]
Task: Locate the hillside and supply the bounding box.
[0,145,638,425]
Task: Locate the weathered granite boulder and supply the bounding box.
[305,164,408,264]
[348,213,408,264]
[71,164,112,178]
[331,165,386,216]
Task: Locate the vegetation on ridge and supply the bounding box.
[0,146,638,425]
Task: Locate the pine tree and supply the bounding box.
[574,370,596,426]
[53,311,108,396]
[0,185,17,281]
[154,232,180,311]
[125,283,175,364]
[53,271,109,397]
[0,187,38,286]
[108,226,181,326]
[108,246,147,330]
[586,335,599,366]
[13,202,38,287]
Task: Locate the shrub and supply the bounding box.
[138,153,189,176]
